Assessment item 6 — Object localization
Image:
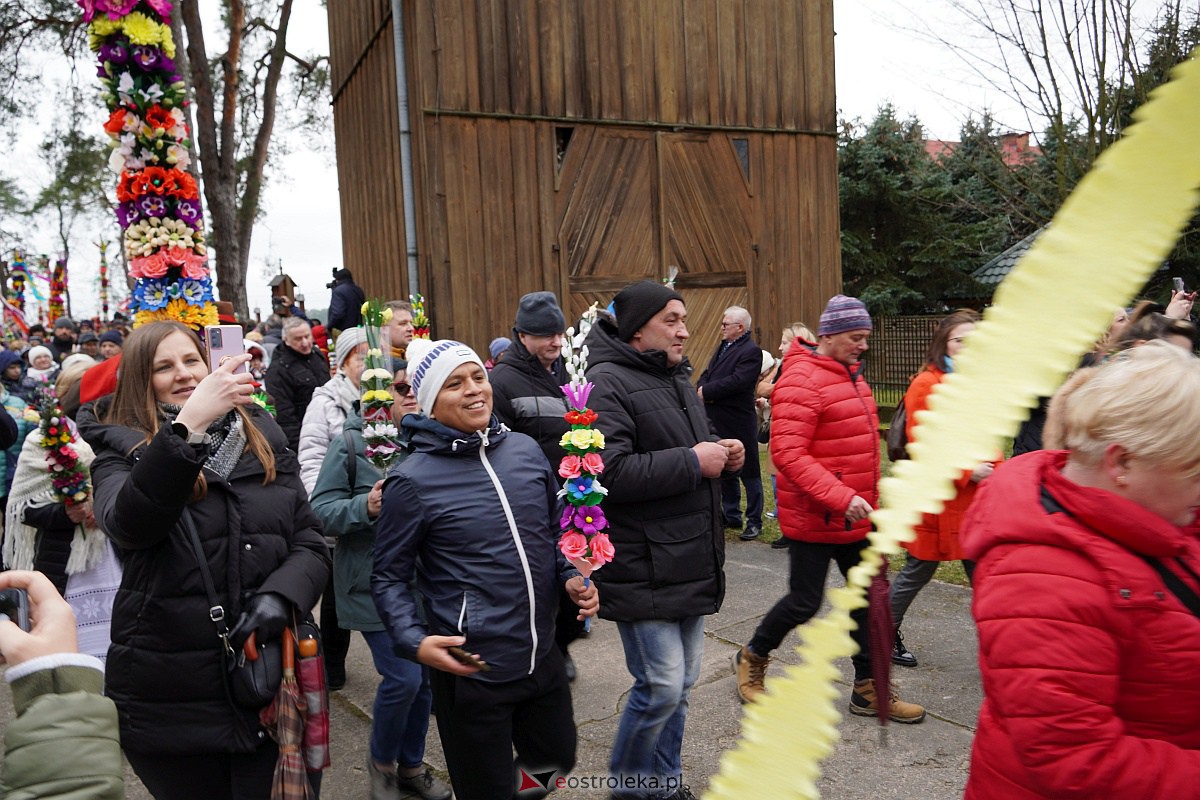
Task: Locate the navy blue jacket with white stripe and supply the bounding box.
[371,414,579,682]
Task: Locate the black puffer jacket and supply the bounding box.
[372,415,578,683]
[264,343,330,449]
[488,331,570,469]
[79,402,329,755]
[583,317,725,622]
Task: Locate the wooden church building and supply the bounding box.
[327,1,841,360]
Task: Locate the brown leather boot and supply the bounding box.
[734,645,770,704]
[848,678,926,723]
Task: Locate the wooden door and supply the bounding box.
[554,126,757,366]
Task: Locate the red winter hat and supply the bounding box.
[80,354,121,404]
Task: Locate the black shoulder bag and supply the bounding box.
[181,508,283,708]
[1140,555,1200,619]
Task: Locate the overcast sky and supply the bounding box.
[13,0,1050,318]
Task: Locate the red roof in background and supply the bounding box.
[925,132,1042,167]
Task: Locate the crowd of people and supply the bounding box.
[2,270,1200,800]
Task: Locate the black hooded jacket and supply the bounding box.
[78,401,329,755]
[582,317,725,622]
[488,331,570,469]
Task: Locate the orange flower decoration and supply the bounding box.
[103,108,126,135]
[144,104,174,131]
[117,170,138,202]
[166,170,198,199]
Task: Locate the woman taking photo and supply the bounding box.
[372,339,598,800]
[78,321,329,799]
[889,309,997,667]
[964,341,1200,799]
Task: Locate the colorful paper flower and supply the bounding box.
[560,532,589,561]
[558,455,582,479]
[571,505,607,537]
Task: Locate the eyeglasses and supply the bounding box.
[393,382,413,396]
[720,322,740,328]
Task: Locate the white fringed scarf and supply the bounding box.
[3,427,107,575]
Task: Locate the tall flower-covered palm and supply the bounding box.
[556,308,614,630]
[83,0,217,330]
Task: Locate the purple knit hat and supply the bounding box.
[817,295,872,336]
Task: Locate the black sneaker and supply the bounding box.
[770,537,789,549]
[892,630,918,667]
[739,524,762,541]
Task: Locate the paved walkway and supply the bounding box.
[0,538,980,798]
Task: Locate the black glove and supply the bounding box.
[229,592,291,649]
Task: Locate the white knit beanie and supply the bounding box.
[407,339,485,416]
[334,327,367,370]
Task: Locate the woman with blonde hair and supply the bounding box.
[759,322,814,535]
[963,341,1200,799]
[78,321,329,799]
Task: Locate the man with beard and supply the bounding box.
[49,317,77,363]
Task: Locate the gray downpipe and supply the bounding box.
[391,0,420,294]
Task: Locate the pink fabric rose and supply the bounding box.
[581,452,605,475]
[589,532,615,565]
[558,455,582,479]
[559,531,588,561]
[130,252,168,278]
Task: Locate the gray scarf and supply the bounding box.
[157,404,246,480]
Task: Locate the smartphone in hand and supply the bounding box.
[1174,276,1186,294]
[447,645,490,672]
[204,325,247,374]
[0,588,31,632]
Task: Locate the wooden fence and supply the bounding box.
[862,315,942,407]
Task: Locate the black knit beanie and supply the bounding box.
[613,281,684,342]
[514,291,566,335]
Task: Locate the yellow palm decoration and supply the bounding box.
[708,50,1200,799]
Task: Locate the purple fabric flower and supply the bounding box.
[560,505,574,531]
[132,45,162,71]
[98,38,130,66]
[571,505,607,536]
[562,381,593,411]
[138,195,168,218]
[116,201,141,228]
[175,199,202,225]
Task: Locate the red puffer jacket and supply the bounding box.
[769,346,879,544]
[963,450,1200,799]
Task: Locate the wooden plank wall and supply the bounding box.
[408,0,833,131]
[328,0,841,365]
[327,1,410,302]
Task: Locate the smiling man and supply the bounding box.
[586,280,745,800]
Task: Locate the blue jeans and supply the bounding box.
[361,629,432,768]
[610,617,704,799]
